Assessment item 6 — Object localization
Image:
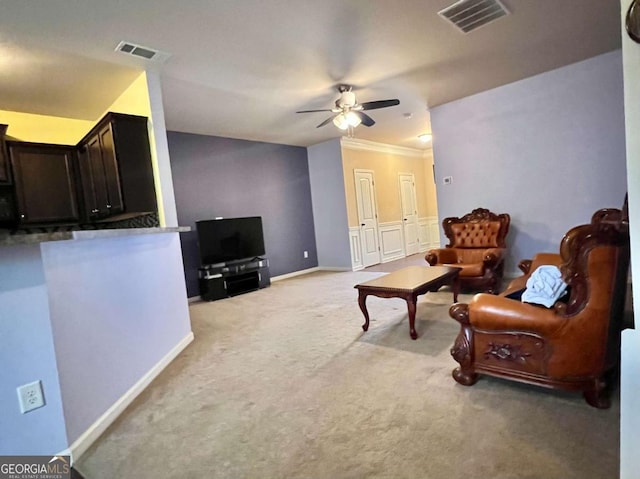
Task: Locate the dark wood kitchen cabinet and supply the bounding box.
[77,113,156,222]
[77,124,124,220]
[8,142,80,225]
[0,124,9,184]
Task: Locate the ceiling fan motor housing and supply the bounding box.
[296,83,399,129]
[338,91,357,108]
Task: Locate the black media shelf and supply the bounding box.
[198,258,270,301]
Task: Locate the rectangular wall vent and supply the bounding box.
[115,41,171,63]
[438,0,509,34]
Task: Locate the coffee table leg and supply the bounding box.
[358,291,370,332]
[407,295,418,340]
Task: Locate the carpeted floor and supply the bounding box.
[76,269,619,479]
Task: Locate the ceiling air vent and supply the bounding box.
[438,0,509,34]
[115,41,171,63]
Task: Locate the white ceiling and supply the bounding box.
[0,1,621,149]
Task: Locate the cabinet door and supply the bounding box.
[78,134,110,220]
[0,187,16,223]
[98,124,124,214]
[76,112,157,222]
[0,124,9,184]
[9,143,79,224]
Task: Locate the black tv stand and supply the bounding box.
[198,257,270,301]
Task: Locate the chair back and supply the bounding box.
[558,208,629,317]
[554,208,630,373]
[443,208,510,249]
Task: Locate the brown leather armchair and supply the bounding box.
[426,208,510,300]
[449,207,629,408]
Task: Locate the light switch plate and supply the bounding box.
[443,176,453,185]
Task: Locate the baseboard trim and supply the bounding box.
[381,254,405,264]
[271,267,319,282]
[68,331,195,463]
[227,265,354,284]
[56,447,72,465]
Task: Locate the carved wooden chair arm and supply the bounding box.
[518,259,532,274]
[425,248,458,266]
[482,248,505,268]
[464,294,565,336]
[517,253,563,276]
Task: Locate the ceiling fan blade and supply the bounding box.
[316,116,336,128]
[353,111,375,127]
[296,108,334,113]
[360,99,400,111]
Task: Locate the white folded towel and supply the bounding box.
[521,265,567,308]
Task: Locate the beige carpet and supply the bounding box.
[76,270,619,479]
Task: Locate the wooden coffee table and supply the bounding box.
[354,266,461,340]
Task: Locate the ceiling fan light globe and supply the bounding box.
[333,114,349,130]
[346,111,362,127]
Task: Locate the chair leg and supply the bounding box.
[449,303,478,385]
[583,376,611,409]
[452,366,479,386]
[483,273,500,295]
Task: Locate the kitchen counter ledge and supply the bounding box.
[0,226,190,247]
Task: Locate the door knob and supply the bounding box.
[361,223,365,227]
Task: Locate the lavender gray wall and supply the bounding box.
[42,233,192,444]
[167,132,317,297]
[0,245,67,455]
[430,50,627,276]
[307,139,352,269]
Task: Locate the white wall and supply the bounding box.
[0,245,67,455]
[620,1,640,477]
[145,71,179,228]
[430,50,627,275]
[307,139,352,269]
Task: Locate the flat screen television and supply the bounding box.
[196,216,265,265]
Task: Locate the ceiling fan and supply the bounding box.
[296,85,400,130]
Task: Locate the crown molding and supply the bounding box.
[340,137,430,158]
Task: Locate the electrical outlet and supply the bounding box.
[17,380,45,413]
[303,250,309,258]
